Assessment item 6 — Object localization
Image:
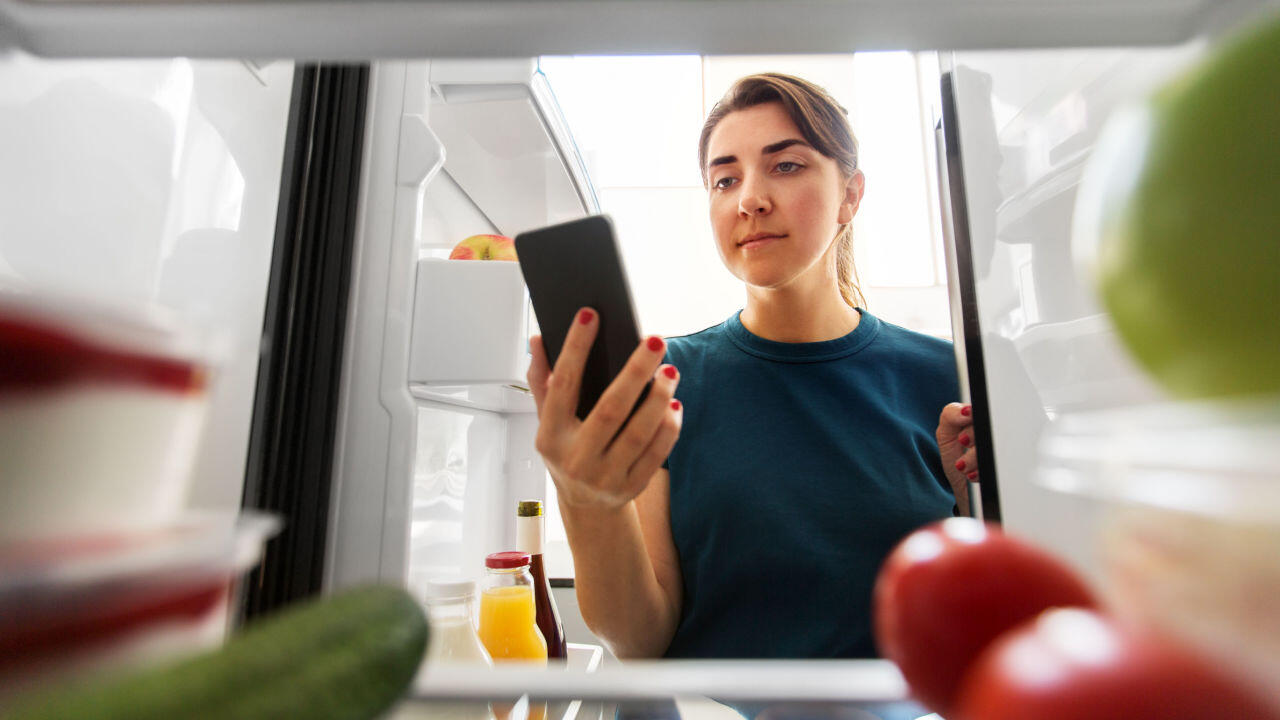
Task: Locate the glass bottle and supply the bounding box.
[478,552,548,720]
[478,552,548,662]
[412,578,494,720]
[516,499,568,661]
[424,578,493,666]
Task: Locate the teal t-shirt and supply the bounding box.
[661,309,958,659]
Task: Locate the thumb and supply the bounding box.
[527,335,551,411]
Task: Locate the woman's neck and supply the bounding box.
[739,282,860,343]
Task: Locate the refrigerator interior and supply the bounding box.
[4,0,1279,709]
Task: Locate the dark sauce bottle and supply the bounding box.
[516,500,567,660]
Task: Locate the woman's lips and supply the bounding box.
[738,233,785,249]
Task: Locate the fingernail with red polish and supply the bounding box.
[663,366,677,380]
[967,471,978,480]
[955,459,966,471]
[670,400,682,411]
[648,336,665,352]
[578,309,594,324]
[961,405,972,417]
[959,434,971,447]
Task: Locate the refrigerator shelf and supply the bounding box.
[410,383,536,415]
[409,658,906,705]
[426,59,597,239]
[994,150,1087,245]
[1,0,1263,59]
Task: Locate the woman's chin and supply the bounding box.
[741,271,798,293]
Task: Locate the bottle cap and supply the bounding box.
[517,500,544,517]
[424,577,476,600]
[485,551,531,569]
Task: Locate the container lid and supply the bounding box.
[0,284,212,368]
[517,500,543,517]
[424,577,476,599]
[485,551,531,569]
[0,511,280,605]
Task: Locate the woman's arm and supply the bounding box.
[561,468,682,658]
[525,307,684,658]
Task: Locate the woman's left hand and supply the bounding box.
[936,402,978,516]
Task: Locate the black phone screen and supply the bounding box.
[515,215,646,420]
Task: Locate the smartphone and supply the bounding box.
[515,214,647,420]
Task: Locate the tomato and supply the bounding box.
[872,518,1097,715]
[954,608,1280,720]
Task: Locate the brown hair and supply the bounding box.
[698,73,865,309]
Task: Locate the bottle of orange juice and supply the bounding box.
[478,552,548,661]
[479,552,548,720]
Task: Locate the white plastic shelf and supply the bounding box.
[3,0,1268,59]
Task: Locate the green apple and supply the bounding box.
[1082,14,1280,399]
[448,234,517,261]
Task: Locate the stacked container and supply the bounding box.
[0,290,276,700]
[1037,397,1280,712]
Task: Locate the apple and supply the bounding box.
[448,234,517,261]
[1074,14,1280,399]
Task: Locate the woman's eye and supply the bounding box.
[776,161,803,173]
[713,176,738,189]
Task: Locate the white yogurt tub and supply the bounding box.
[1037,397,1280,712]
[0,290,212,541]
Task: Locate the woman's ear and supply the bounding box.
[837,170,865,225]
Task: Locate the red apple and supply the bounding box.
[448,234,517,261]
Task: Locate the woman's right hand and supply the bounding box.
[527,307,683,512]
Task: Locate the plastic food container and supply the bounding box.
[0,290,213,541]
[0,512,278,698]
[1037,397,1280,711]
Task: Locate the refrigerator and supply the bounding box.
[2,0,1277,712]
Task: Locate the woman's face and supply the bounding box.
[704,101,863,295]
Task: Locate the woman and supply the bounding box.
[527,73,978,662]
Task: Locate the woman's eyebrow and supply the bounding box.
[708,138,812,169]
[761,138,810,155]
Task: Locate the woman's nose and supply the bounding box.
[737,178,772,217]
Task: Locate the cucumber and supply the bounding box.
[4,585,429,720]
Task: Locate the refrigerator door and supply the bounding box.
[934,40,1226,575]
[326,59,597,592]
[0,54,295,517]
[2,0,1274,58]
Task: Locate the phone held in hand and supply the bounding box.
[515,215,647,421]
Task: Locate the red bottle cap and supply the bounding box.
[485,551,531,569]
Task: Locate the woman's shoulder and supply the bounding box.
[866,314,956,376]
[863,313,961,412]
[874,317,952,351]
[663,319,732,365]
